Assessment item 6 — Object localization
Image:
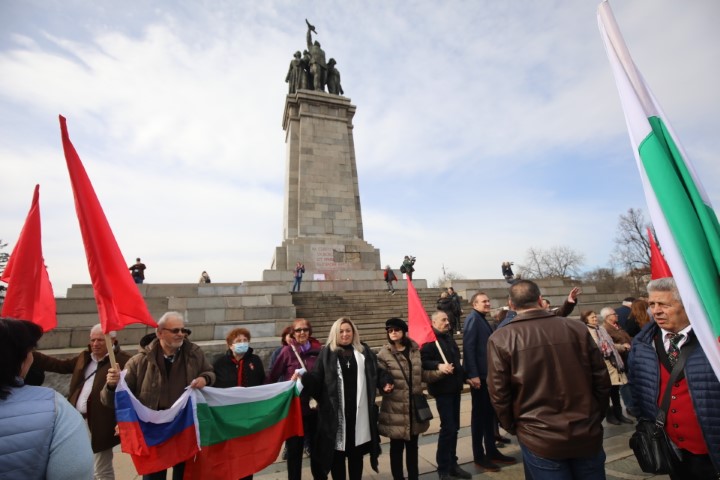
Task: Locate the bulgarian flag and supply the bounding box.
[184,380,303,480]
[115,372,303,479]
[598,1,720,380]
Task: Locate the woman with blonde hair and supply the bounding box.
[302,317,393,480]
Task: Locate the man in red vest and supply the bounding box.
[629,277,720,478]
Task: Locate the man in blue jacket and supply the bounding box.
[629,277,719,478]
[464,292,517,472]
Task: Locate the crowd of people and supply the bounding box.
[0,275,718,479]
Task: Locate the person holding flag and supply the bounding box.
[266,318,323,480]
[420,311,469,480]
[32,324,132,480]
[629,278,720,477]
[101,311,214,479]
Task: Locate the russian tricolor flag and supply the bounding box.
[115,371,200,475]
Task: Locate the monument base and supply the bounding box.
[267,236,381,281]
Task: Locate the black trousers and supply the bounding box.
[329,447,365,480]
[390,435,419,480]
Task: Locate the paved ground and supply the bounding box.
[113,392,668,479]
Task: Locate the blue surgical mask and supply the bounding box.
[233,342,249,354]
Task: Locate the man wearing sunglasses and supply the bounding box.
[102,311,215,479]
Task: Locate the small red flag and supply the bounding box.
[59,115,157,333]
[407,279,436,346]
[648,228,673,279]
[1,185,57,332]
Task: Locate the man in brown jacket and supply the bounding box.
[33,324,132,480]
[103,311,215,479]
[487,280,611,479]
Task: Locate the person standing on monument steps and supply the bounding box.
[384,265,397,294]
[292,261,305,292]
[129,257,146,284]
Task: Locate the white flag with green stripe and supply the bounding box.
[598,0,720,381]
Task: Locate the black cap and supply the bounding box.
[385,317,408,332]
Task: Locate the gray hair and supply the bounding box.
[647,277,681,304]
[599,307,616,322]
[326,317,362,351]
[157,311,185,329]
[90,324,116,338]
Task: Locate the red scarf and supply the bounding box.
[231,356,245,386]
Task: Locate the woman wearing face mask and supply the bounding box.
[302,317,394,480]
[214,328,265,390]
[266,318,322,480]
[212,328,266,480]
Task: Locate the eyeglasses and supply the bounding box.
[386,327,403,333]
[294,328,310,333]
[181,328,192,335]
[162,327,183,334]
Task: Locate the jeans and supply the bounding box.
[292,277,302,292]
[470,383,499,462]
[619,384,635,412]
[434,393,461,474]
[520,444,606,480]
[389,436,419,480]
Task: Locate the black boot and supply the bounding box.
[614,405,634,424]
[606,406,621,425]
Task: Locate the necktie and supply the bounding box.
[666,333,685,368]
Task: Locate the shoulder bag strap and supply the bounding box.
[392,351,411,387]
[656,337,697,427]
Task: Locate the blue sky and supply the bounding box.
[1,0,718,296]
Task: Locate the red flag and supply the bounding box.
[59,115,157,333]
[648,228,673,279]
[1,185,56,332]
[407,279,436,346]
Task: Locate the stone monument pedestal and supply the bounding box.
[266,89,382,283]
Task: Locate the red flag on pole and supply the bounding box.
[59,115,157,333]
[1,185,56,332]
[407,279,436,346]
[648,228,673,279]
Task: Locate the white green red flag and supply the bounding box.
[184,380,303,479]
[115,371,303,479]
[598,1,720,381]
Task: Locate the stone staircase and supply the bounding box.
[291,288,471,351]
[39,277,626,358]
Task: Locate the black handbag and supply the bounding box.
[412,393,434,422]
[629,339,696,474]
[392,352,434,422]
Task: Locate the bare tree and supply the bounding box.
[519,245,585,279]
[432,269,465,288]
[612,208,652,272]
[582,266,632,294]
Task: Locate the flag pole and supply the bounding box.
[105,333,118,367]
[434,340,449,364]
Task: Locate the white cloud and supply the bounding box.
[1,0,718,296]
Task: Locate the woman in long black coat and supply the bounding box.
[301,317,393,480]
